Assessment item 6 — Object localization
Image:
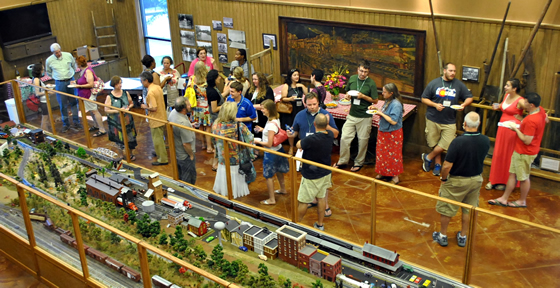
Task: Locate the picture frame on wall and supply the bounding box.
[195,25,212,41]
[217,33,227,44]
[219,54,228,64]
[228,29,246,49]
[212,20,222,31]
[462,65,480,82]
[178,14,193,29]
[197,41,213,58]
[223,17,233,29]
[218,43,228,53]
[262,33,277,50]
[182,47,196,62]
[279,17,426,97]
[180,30,195,46]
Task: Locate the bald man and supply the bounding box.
[433,112,490,248]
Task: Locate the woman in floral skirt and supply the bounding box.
[371,83,403,184]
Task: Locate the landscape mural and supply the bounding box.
[279,17,426,97]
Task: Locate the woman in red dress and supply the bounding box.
[486,78,524,190]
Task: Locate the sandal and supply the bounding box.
[211,166,217,172]
[333,163,348,169]
[324,207,332,217]
[92,131,107,137]
[206,147,214,154]
[485,182,493,190]
[129,155,136,161]
[307,202,318,209]
[88,127,99,132]
[351,165,363,172]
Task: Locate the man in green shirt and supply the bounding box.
[333,60,378,172]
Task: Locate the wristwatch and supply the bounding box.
[440,177,448,182]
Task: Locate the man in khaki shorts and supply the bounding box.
[421,63,473,176]
[488,93,546,208]
[296,114,334,231]
[433,112,489,247]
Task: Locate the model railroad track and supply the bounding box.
[341,259,418,288]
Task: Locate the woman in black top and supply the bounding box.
[280,69,307,135]
[207,70,224,171]
[250,72,274,137]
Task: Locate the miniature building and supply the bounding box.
[321,254,342,282]
[109,174,131,186]
[186,216,208,236]
[222,220,240,243]
[28,128,44,144]
[276,225,307,267]
[142,201,155,212]
[243,226,262,251]
[298,245,317,271]
[232,223,251,247]
[85,169,97,179]
[253,228,275,255]
[362,242,400,266]
[148,173,166,203]
[86,174,124,205]
[264,238,278,260]
[309,252,327,277]
[144,189,154,201]
[168,211,183,227]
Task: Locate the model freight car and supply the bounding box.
[152,275,173,288]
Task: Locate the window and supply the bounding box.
[139,0,172,67]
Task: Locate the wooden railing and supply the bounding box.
[3,79,560,287]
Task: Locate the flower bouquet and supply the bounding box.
[325,64,349,101]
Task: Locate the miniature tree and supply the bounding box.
[13,146,22,158]
[49,163,63,187]
[76,147,87,159]
[149,220,161,237]
[6,136,12,145]
[127,210,137,224]
[283,278,292,288]
[194,244,206,262]
[174,225,184,240]
[123,213,129,223]
[2,125,11,135]
[54,140,63,151]
[110,232,121,244]
[64,142,70,151]
[3,149,10,160]
[79,187,88,206]
[311,280,324,288]
[159,232,168,245]
[169,235,177,247]
[258,263,269,276]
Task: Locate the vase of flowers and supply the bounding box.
[325,64,349,101]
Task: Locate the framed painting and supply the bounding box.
[279,17,426,98]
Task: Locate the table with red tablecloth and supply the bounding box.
[272,86,417,127]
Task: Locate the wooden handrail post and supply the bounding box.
[78,99,92,149]
[166,123,178,181]
[44,90,57,135]
[481,109,488,135]
[370,180,377,245]
[69,211,90,280]
[223,139,233,200]
[119,111,131,162]
[16,185,41,277]
[11,80,27,124]
[462,207,478,284]
[290,157,298,223]
[137,243,152,288]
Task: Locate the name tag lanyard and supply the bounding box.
[306,112,316,134]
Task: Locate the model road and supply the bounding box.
[0,211,143,288]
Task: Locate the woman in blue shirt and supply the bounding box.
[369,83,404,184]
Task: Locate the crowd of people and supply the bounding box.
[40,43,548,234]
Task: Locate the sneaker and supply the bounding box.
[61,126,70,133]
[456,232,467,247]
[72,123,82,130]
[432,231,448,247]
[313,222,324,231]
[433,164,442,176]
[422,153,432,172]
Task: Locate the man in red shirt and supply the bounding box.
[489,93,546,208]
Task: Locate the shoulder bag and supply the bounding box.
[270,121,288,146]
[276,100,293,114]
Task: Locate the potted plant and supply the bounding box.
[324,64,349,101]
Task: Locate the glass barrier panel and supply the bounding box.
[470,211,560,287]
[0,182,29,241]
[379,186,469,284]
[81,221,143,288]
